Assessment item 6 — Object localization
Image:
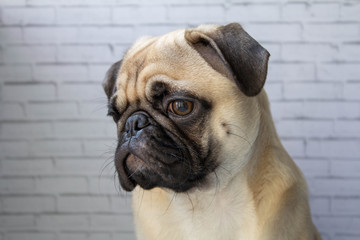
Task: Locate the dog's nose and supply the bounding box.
[124,112,150,138]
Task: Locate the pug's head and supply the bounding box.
[103,23,269,192]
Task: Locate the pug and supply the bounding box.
[103,23,321,240]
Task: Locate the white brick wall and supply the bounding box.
[0,1,359,240]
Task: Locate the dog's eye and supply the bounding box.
[168,100,193,116]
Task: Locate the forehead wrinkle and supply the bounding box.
[114,87,128,114]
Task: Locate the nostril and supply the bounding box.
[124,112,150,137]
[134,114,149,130]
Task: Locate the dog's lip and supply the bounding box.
[116,150,137,192]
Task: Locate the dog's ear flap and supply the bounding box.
[103,60,122,100]
[185,23,270,97]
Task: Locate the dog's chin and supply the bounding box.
[124,154,158,191]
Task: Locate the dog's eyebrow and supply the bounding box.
[146,81,169,103]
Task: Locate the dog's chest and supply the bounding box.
[133,188,258,240]
[178,194,257,240]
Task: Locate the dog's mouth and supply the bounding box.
[119,150,175,192]
[113,117,218,193]
[122,153,151,191]
[117,151,155,192]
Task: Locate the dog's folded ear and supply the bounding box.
[185,23,270,97]
[103,60,122,100]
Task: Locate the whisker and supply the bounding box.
[163,192,177,215]
[227,132,252,147]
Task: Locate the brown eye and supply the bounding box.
[168,100,193,116]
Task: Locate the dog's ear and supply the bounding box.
[185,23,270,97]
[103,60,122,100]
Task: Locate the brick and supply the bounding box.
[0,122,53,139]
[105,121,116,137]
[282,139,305,158]
[77,27,134,44]
[261,43,281,61]
[0,65,33,81]
[36,214,89,230]
[58,84,104,101]
[113,6,167,24]
[0,103,24,120]
[270,101,304,121]
[144,0,223,3]
[110,196,133,214]
[136,24,186,39]
[0,141,29,157]
[34,64,88,82]
[245,23,302,41]
[344,83,360,100]
[318,63,360,81]
[112,233,136,240]
[58,233,111,240]
[282,43,337,61]
[2,8,55,25]
[168,6,224,23]
[267,63,315,81]
[0,27,23,43]
[27,0,119,5]
[341,3,360,21]
[2,45,56,64]
[335,235,360,240]
[334,121,360,137]
[24,27,78,43]
[3,196,56,213]
[331,161,360,177]
[88,64,110,81]
[2,84,56,101]
[36,177,88,194]
[114,45,128,59]
[27,102,78,120]
[58,45,113,63]
[282,3,339,22]
[79,102,108,119]
[311,179,360,196]
[54,158,104,175]
[29,140,82,157]
[309,197,330,215]
[294,159,329,178]
[314,216,360,234]
[302,102,360,120]
[307,140,360,158]
[277,120,333,138]
[332,198,360,215]
[304,23,359,41]
[90,214,134,231]
[264,83,282,100]
[83,139,116,156]
[5,232,56,240]
[1,159,53,176]
[54,121,108,138]
[57,7,111,25]
[58,196,110,212]
[284,83,339,100]
[0,0,26,5]
[341,43,360,61]
[89,176,120,195]
[0,215,35,228]
[226,4,280,22]
[0,178,36,194]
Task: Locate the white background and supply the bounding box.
[0,0,360,240]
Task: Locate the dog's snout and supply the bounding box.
[124,112,150,138]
